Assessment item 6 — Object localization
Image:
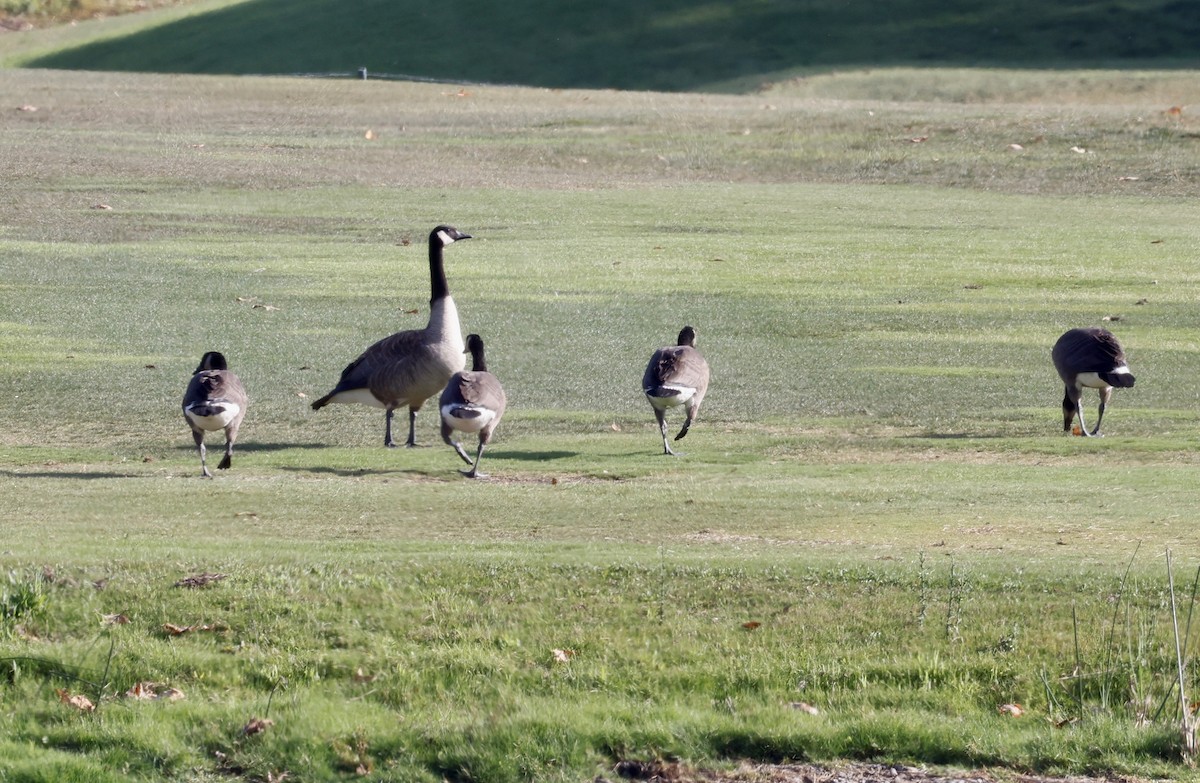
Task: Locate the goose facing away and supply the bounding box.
[311,225,471,448]
[1051,326,1136,437]
[642,325,711,456]
[182,351,248,478]
[439,333,507,479]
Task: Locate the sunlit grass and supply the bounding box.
[2,66,1200,780]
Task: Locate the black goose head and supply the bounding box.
[464,333,488,372]
[676,326,697,347]
[432,225,472,247]
[195,351,228,373]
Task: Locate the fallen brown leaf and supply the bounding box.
[57,689,95,712]
[163,622,219,636]
[102,613,129,626]
[551,648,576,663]
[242,717,275,735]
[742,621,762,630]
[174,573,226,588]
[126,682,158,700]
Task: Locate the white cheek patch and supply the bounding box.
[436,229,454,246]
[1110,365,1132,376]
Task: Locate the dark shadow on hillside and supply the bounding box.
[26,0,1200,92]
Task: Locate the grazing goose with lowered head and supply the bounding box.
[642,325,710,456]
[1052,326,1136,437]
[182,351,248,478]
[312,225,471,447]
[439,333,507,479]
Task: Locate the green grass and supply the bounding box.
[4,66,1200,781]
[5,0,1200,90]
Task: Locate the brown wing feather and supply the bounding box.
[456,370,507,412]
[644,346,709,397]
[316,328,449,409]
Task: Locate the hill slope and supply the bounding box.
[19,0,1200,92]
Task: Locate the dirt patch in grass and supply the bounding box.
[608,761,1160,783]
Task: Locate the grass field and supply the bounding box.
[4,62,1200,781]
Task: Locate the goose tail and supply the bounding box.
[1100,371,1136,388]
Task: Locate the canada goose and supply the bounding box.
[182,351,248,478]
[1051,326,1136,437]
[311,225,471,447]
[439,334,507,479]
[642,325,710,456]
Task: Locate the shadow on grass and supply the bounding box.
[0,469,147,480]
[277,465,417,478]
[181,441,334,453]
[489,450,577,462]
[905,432,1016,440]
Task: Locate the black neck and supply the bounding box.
[429,235,450,303]
[469,345,487,372]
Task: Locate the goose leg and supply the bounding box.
[462,440,488,479]
[1074,400,1092,438]
[384,408,398,448]
[1091,387,1113,437]
[218,432,234,470]
[675,402,698,442]
[654,409,676,456]
[441,421,475,466]
[405,407,419,448]
[194,431,212,478]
